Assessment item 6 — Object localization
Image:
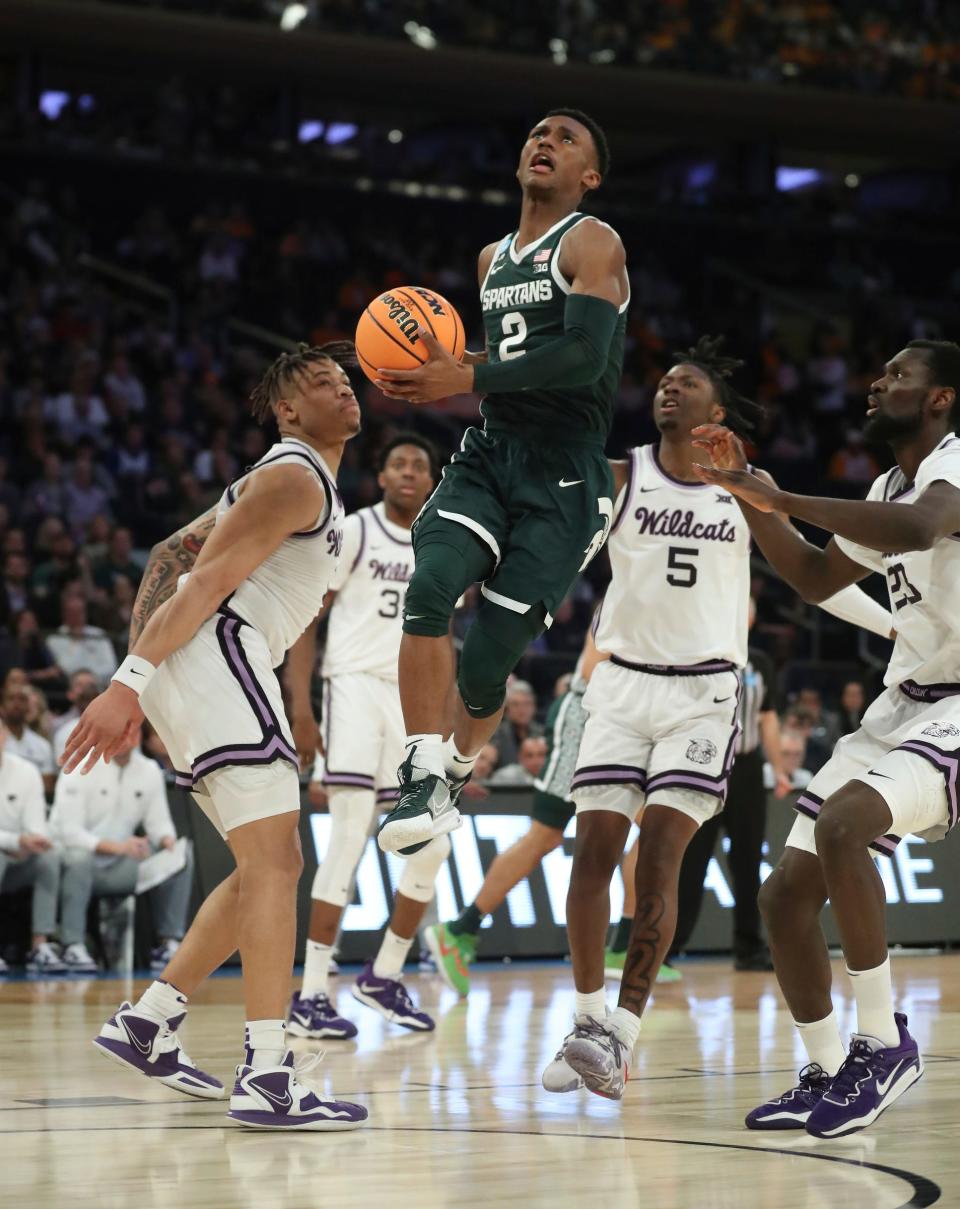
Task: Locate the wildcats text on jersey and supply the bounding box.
[634,505,738,543]
[482,279,554,312]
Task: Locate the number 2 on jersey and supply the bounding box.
[499,312,527,360]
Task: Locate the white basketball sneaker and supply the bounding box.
[542,1033,585,1093]
[93,1002,224,1099]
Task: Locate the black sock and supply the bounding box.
[610,915,633,953]
[449,903,484,937]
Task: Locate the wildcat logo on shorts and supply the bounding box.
[686,738,718,765]
[922,722,960,738]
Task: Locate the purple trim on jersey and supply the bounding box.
[651,444,707,490]
[609,449,637,535]
[896,740,960,830]
[174,770,194,789]
[590,594,605,638]
[320,677,376,784]
[190,733,299,780]
[645,771,729,801]
[376,787,400,803]
[609,654,737,677]
[890,484,916,502]
[219,617,274,730]
[290,471,333,539]
[571,763,647,791]
[323,772,376,790]
[899,679,960,703]
[795,790,901,855]
[369,507,412,547]
[349,513,367,573]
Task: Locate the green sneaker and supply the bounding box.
[424,922,476,997]
[603,949,682,984]
[378,750,459,855]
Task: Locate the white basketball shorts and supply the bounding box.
[141,608,300,838]
[321,673,405,809]
[787,681,960,858]
[571,656,741,828]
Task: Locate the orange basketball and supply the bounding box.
[355,285,465,384]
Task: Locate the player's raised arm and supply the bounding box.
[692,423,871,603]
[62,464,324,773]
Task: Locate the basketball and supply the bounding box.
[355,285,465,383]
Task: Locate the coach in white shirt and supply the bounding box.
[0,721,63,973]
[50,731,193,972]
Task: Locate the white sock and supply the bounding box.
[848,956,899,1048]
[246,1019,287,1069]
[444,737,477,780]
[135,979,187,1024]
[795,1009,847,1075]
[574,988,607,1023]
[301,939,334,998]
[405,733,445,781]
[373,928,414,980]
[608,1005,642,1053]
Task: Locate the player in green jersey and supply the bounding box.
[374,109,630,857]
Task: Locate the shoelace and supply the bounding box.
[552,1030,576,1063]
[388,981,417,1013]
[826,1039,874,1098]
[795,1062,830,1093]
[573,1015,627,1066]
[293,1050,326,1080]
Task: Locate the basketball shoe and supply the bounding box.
[424,922,475,997]
[745,1063,832,1129]
[562,1016,630,1100]
[93,1002,224,1099]
[287,991,358,1040]
[603,949,682,984]
[351,960,435,1030]
[542,1033,585,1093]
[378,750,460,855]
[228,1049,367,1132]
[61,942,98,973]
[25,941,66,974]
[805,1013,923,1139]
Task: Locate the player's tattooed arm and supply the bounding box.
[128,507,219,649]
[618,892,666,1018]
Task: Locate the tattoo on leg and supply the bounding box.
[619,893,666,1017]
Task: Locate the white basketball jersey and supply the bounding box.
[322,502,414,681]
[594,444,750,667]
[835,434,960,690]
[212,437,345,666]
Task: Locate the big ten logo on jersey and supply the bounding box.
[532,247,552,274]
[327,528,344,559]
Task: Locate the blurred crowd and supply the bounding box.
[104,0,960,102]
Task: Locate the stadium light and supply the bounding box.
[279,3,307,31]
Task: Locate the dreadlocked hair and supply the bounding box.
[249,340,358,423]
[672,334,764,435]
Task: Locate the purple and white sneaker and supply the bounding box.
[93,1002,224,1100]
[745,1063,832,1130]
[287,990,358,1040]
[228,1050,367,1131]
[806,1013,923,1139]
[562,1016,630,1100]
[351,961,435,1031]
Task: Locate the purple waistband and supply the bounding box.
[610,655,738,677]
[899,679,960,704]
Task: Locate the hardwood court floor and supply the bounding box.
[1,956,956,1208]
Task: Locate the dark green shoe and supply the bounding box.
[378,749,459,855]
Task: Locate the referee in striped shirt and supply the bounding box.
[672,599,791,970]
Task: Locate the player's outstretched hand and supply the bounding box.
[376,327,474,404]
[692,462,780,513]
[60,683,144,775]
[690,423,748,471]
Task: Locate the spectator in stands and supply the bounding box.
[93,527,142,596]
[0,719,64,974]
[103,352,146,415]
[110,422,152,481]
[51,669,100,762]
[838,679,867,735]
[63,455,113,540]
[0,681,56,794]
[50,730,193,973]
[23,452,67,523]
[775,725,814,790]
[30,531,89,627]
[827,430,881,490]
[10,610,64,691]
[46,591,118,688]
[796,686,842,750]
[489,735,549,786]
[1,552,34,624]
[493,680,544,767]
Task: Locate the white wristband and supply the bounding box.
[111,655,157,697]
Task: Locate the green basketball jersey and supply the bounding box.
[478,211,628,443]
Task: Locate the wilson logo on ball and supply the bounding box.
[355,285,465,384]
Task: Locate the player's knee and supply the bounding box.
[759,858,813,929]
[815,787,879,854]
[528,822,563,858]
[458,604,547,718]
[398,834,450,902]
[403,541,470,637]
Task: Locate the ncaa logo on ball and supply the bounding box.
[686,739,717,765]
